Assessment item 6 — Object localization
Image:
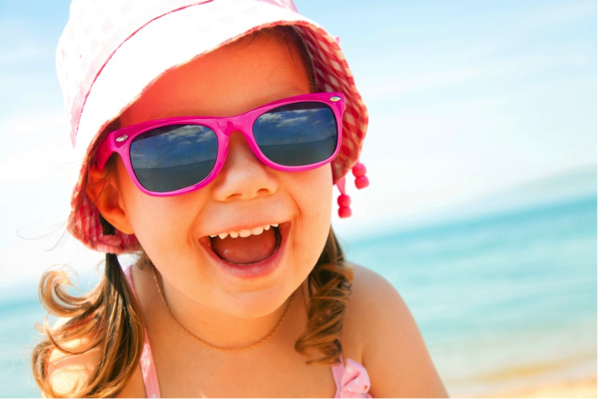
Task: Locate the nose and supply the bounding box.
[211,131,279,201]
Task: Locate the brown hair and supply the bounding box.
[32,25,353,397]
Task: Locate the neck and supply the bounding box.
[153,268,304,351]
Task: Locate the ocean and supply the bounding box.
[343,194,597,396]
[1,194,596,397]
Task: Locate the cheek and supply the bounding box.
[117,167,203,255]
[289,165,333,267]
[306,165,333,214]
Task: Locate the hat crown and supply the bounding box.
[255,0,298,12]
[56,0,299,146]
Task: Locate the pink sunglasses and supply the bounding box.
[96,92,345,196]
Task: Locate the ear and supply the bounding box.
[86,165,135,235]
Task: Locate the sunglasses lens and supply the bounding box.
[130,124,218,193]
[253,102,338,166]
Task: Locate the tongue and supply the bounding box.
[211,229,276,264]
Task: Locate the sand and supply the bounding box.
[481,374,597,398]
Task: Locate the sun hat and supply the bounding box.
[57,0,369,254]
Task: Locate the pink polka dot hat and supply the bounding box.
[57,0,369,254]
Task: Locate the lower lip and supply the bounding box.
[199,223,290,280]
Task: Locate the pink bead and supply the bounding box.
[352,163,367,177]
[338,194,351,207]
[355,175,369,189]
[338,206,352,218]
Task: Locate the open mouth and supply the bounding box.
[208,223,284,265]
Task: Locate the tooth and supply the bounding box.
[230,232,239,238]
[271,223,279,228]
[218,232,228,239]
[264,225,271,231]
[239,230,252,238]
[210,234,217,238]
[252,226,264,235]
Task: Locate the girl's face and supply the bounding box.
[113,34,333,318]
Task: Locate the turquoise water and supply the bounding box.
[1,195,596,397]
[0,293,46,397]
[343,194,597,396]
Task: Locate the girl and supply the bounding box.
[33,0,448,397]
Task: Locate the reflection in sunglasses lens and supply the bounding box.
[130,124,218,192]
[253,102,337,166]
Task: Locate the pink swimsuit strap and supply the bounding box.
[124,266,161,398]
[124,266,371,398]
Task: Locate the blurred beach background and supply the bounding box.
[0,0,595,397]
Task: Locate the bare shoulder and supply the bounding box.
[45,318,145,398]
[345,263,449,398]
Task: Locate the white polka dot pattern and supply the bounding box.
[331,356,372,398]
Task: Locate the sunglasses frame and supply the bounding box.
[95,92,346,197]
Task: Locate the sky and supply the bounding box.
[0,0,596,291]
